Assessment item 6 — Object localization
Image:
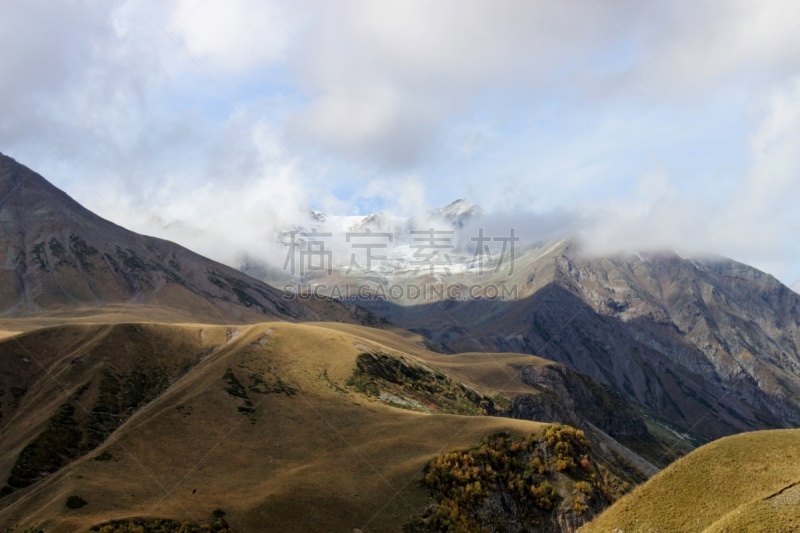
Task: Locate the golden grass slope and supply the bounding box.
[316,322,557,396]
[0,303,258,338]
[0,321,549,532]
[581,429,800,532]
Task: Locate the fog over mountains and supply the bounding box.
[215,176,800,444]
[8,147,799,447]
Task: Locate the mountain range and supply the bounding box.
[351,238,800,441]
[240,194,800,442]
[0,153,660,531]
[1,151,799,531]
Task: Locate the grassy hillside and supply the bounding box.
[0,318,667,532]
[581,429,800,532]
[0,321,559,532]
[0,323,230,500]
[319,323,674,472]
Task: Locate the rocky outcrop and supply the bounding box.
[508,364,648,440]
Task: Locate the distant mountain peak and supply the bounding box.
[308,209,327,223]
[432,198,486,228]
[439,198,485,216]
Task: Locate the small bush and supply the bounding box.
[66,495,88,509]
[575,480,593,496]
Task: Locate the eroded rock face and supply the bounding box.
[499,362,667,474]
[509,364,648,440]
[546,244,800,435]
[355,239,800,440]
[556,247,800,388]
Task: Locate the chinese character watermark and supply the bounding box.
[345,229,393,274]
[283,226,519,278]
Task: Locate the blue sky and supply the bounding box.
[2,0,800,287]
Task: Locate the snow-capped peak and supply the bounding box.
[431,199,486,227]
[308,209,327,223]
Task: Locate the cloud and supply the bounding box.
[173,0,297,73]
[348,174,428,216]
[707,78,800,258]
[0,1,119,103]
[629,1,800,96]
[459,210,580,251]
[0,0,123,153]
[579,77,800,283]
[285,0,643,166]
[80,114,314,268]
[2,1,800,285]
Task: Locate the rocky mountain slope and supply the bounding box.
[0,153,354,324]
[353,239,800,441]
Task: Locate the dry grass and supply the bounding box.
[0,303,248,336]
[312,322,555,395]
[0,321,548,532]
[581,429,800,532]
